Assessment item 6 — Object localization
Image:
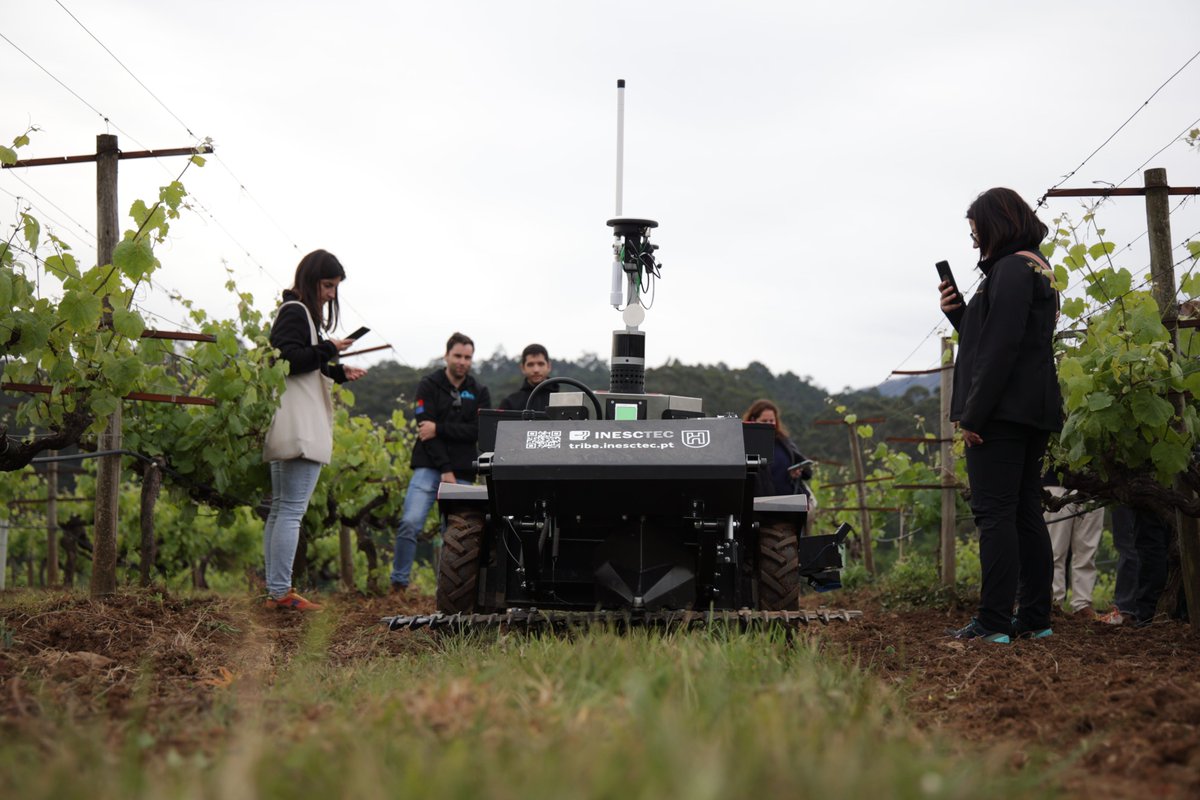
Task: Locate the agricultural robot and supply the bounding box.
[386,82,856,632]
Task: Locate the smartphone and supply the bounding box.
[346,326,370,341]
[935,260,961,304]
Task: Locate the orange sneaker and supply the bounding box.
[264,588,322,611]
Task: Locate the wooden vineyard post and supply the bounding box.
[1145,168,1200,631]
[46,456,59,586]
[339,525,356,591]
[91,133,121,597]
[939,337,956,587]
[847,423,875,576]
[139,459,163,587]
[0,517,8,590]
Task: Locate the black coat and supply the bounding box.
[269,291,347,383]
[945,247,1062,433]
[498,379,557,412]
[755,435,811,497]
[410,369,491,479]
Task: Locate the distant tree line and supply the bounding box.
[345,352,941,465]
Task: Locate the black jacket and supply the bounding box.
[945,247,1062,433]
[269,291,347,383]
[498,379,557,412]
[755,435,811,497]
[410,369,491,479]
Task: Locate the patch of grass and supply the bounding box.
[1,621,1055,799]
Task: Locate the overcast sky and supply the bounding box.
[4,1,1200,394]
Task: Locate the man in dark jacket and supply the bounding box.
[498,343,556,412]
[390,332,491,591]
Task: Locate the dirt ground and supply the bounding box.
[1,588,1197,798]
[810,596,1200,799]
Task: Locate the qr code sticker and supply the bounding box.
[525,430,562,449]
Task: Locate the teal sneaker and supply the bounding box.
[1013,621,1053,639]
[947,618,1010,644]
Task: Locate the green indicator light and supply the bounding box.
[614,403,639,421]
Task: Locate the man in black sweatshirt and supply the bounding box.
[498,343,556,412]
[390,332,490,591]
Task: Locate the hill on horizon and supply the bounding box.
[346,350,941,465]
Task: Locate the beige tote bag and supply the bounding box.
[262,301,335,464]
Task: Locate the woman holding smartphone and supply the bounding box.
[938,187,1061,643]
[262,249,367,611]
[743,399,813,497]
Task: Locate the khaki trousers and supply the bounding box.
[1045,486,1104,611]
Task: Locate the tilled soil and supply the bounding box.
[1,587,1197,797]
[810,597,1200,799]
[0,588,437,748]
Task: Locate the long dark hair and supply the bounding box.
[966,187,1048,260]
[290,249,346,332]
[743,398,790,440]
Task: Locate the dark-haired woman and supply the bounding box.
[938,187,1062,642]
[743,399,813,498]
[262,249,367,611]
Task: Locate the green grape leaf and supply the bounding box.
[190,154,206,167]
[90,393,120,418]
[22,215,40,249]
[1065,243,1088,269]
[1052,264,1069,291]
[1126,301,1166,342]
[1061,297,1087,319]
[1129,391,1174,428]
[1183,369,1200,399]
[44,254,81,280]
[1181,271,1200,299]
[48,355,75,382]
[1088,242,1115,260]
[163,181,186,208]
[113,238,156,280]
[106,355,143,389]
[59,289,104,331]
[1151,439,1190,481]
[0,271,11,309]
[1058,358,1084,380]
[112,308,146,339]
[1085,268,1132,302]
[1086,392,1114,411]
[856,424,874,438]
[0,145,16,165]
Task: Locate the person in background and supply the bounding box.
[1042,474,1103,619]
[499,344,556,412]
[1112,506,1172,627]
[938,187,1062,643]
[262,249,367,611]
[742,399,813,498]
[390,332,491,593]
[1097,505,1140,624]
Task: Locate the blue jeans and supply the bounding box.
[263,459,322,599]
[390,468,470,586]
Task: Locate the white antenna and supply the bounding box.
[615,78,625,216]
[610,78,627,308]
